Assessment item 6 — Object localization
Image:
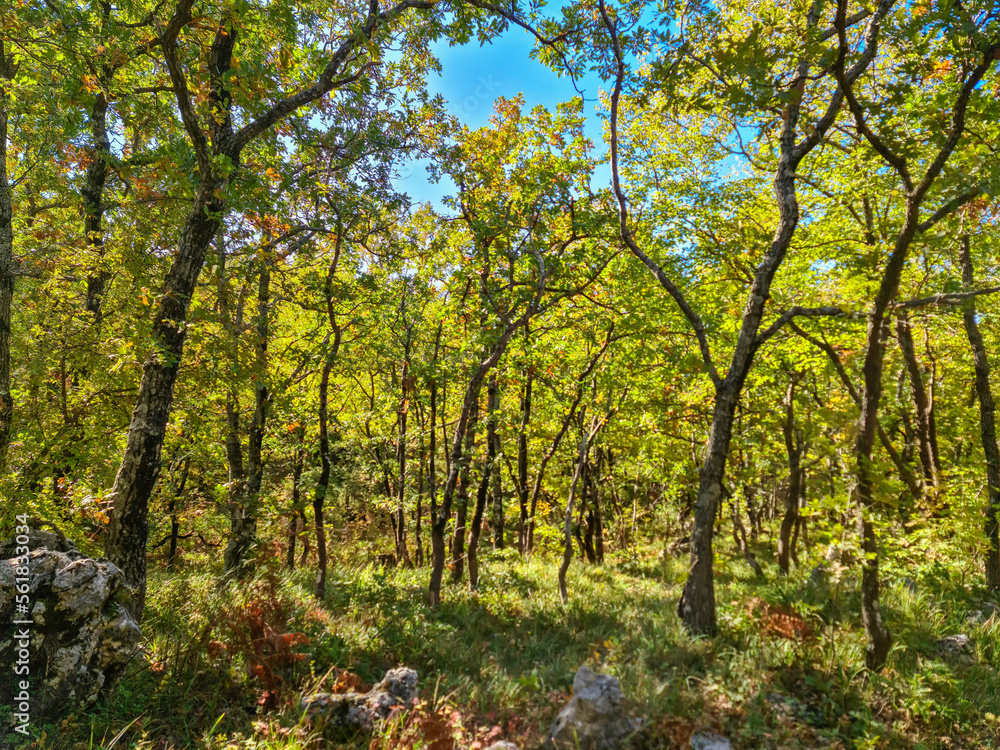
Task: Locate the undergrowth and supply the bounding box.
[19,536,1000,750]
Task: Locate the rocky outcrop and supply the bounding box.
[937,634,972,659]
[689,730,731,750]
[301,667,418,730]
[0,530,142,719]
[543,666,638,749]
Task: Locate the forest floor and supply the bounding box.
[24,534,1000,750]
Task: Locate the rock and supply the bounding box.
[486,743,520,750]
[966,610,987,625]
[543,666,638,749]
[690,730,732,750]
[936,634,972,658]
[301,667,418,730]
[0,532,142,719]
[968,602,1000,625]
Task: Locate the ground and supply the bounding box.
[20,534,1000,750]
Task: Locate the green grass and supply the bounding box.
[19,537,1000,750]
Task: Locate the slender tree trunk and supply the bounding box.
[298,508,310,568]
[856,247,911,671]
[451,393,478,583]
[559,417,590,603]
[429,319,526,606]
[489,373,504,548]
[225,259,271,577]
[792,322,924,502]
[778,379,804,575]
[960,234,1000,590]
[895,313,939,492]
[395,319,413,566]
[0,48,15,475]
[83,88,111,319]
[314,358,333,599]
[166,458,188,571]
[469,373,500,589]
[313,243,344,599]
[593,449,605,563]
[732,495,764,578]
[286,429,304,570]
[415,412,425,567]
[468,433,491,591]
[517,343,533,553]
[286,514,298,571]
[426,324,442,569]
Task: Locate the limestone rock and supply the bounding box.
[936,634,972,658]
[301,667,418,730]
[0,532,142,720]
[966,602,1000,625]
[689,731,731,750]
[543,666,638,750]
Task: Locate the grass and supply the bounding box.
[15,532,1000,750]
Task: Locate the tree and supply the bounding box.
[104,0,438,619]
[596,0,893,635]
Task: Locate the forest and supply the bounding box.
[1,0,1000,748]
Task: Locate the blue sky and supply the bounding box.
[395,28,608,207]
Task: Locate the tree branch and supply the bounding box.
[917,185,981,232]
[755,305,848,346]
[896,285,1000,309]
[228,0,433,154]
[597,0,720,388]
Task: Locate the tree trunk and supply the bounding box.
[792,322,924,502]
[468,436,491,590]
[166,457,189,571]
[82,88,111,319]
[560,415,591,603]
[778,378,804,575]
[286,513,298,571]
[104,14,242,620]
[450,392,478,583]
[429,318,526,606]
[469,373,500,589]
[895,313,939,492]
[517,346,533,553]
[415,413,425,567]
[313,242,344,599]
[286,428,304,570]
[313,358,333,600]
[731,495,764,578]
[298,508,310,568]
[489,373,504,549]
[426,323,442,568]
[524,336,613,553]
[104,180,225,619]
[0,48,14,475]
[856,253,911,672]
[395,317,413,566]
[593,449,605,563]
[225,259,271,577]
[960,234,1000,591]
[678,385,740,635]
